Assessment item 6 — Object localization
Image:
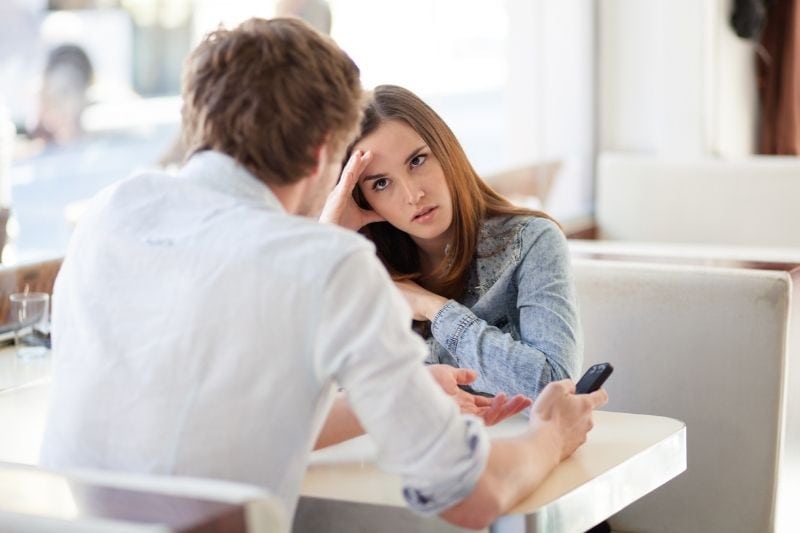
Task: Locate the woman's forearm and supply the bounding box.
[431,300,575,398]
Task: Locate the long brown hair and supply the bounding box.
[352,85,554,300]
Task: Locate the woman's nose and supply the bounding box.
[401,179,425,205]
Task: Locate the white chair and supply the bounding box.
[0,461,287,533]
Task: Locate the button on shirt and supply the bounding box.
[40,151,489,518]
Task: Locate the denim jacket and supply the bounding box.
[426,215,582,398]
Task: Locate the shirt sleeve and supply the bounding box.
[430,219,582,398]
[313,247,490,516]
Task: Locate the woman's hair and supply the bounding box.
[181,17,362,186]
[351,84,554,299]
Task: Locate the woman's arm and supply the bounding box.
[429,219,581,399]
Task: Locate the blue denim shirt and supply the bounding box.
[426,215,582,398]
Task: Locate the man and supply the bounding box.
[41,18,606,529]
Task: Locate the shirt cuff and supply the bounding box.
[401,415,490,516]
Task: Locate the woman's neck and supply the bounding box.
[413,228,454,278]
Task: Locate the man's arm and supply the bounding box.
[314,248,604,526]
[440,381,608,529]
[314,392,363,450]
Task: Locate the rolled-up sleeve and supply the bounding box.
[314,248,490,515]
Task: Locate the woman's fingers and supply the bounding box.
[478,392,532,426]
[339,150,371,191]
[504,395,532,417]
[321,150,377,229]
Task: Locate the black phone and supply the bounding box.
[457,384,495,398]
[575,363,613,394]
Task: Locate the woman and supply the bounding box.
[322,85,581,399]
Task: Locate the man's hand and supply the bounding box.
[428,364,532,426]
[528,379,608,460]
[395,279,449,321]
[319,150,384,230]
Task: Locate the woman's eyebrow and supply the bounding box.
[362,172,386,183]
[362,144,428,183]
[404,145,427,164]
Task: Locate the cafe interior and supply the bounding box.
[0,0,798,531]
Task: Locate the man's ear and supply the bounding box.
[309,142,328,181]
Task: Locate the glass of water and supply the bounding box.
[9,292,50,359]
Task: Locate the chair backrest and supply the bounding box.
[573,258,800,532]
[0,461,287,533]
[484,160,561,206]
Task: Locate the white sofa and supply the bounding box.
[573,257,800,533]
[596,153,800,248]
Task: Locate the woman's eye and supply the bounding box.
[410,154,427,168]
[372,177,389,191]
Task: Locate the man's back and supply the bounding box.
[41,152,379,511]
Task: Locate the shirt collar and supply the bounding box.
[179,150,286,213]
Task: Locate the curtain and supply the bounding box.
[758,0,800,155]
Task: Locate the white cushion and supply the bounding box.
[596,152,800,247]
[574,258,799,532]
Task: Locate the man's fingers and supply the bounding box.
[539,379,574,402]
[586,388,609,409]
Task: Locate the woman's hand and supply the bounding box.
[395,279,449,321]
[319,150,385,231]
[428,364,532,426]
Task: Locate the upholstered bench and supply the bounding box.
[572,254,800,532]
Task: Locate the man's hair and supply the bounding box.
[181,17,362,185]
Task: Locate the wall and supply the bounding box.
[599,0,757,157]
[506,0,596,220]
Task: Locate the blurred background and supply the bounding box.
[0,0,791,263]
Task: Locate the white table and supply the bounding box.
[297,411,686,533]
[0,346,687,532]
[0,346,52,465]
[0,344,51,393]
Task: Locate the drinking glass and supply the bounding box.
[9,292,50,359]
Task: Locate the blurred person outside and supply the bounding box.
[30,44,93,144]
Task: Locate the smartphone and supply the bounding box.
[457,384,495,398]
[575,363,613,394]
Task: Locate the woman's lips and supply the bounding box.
[412,206,438,222]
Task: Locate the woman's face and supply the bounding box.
[354,120,454,247]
